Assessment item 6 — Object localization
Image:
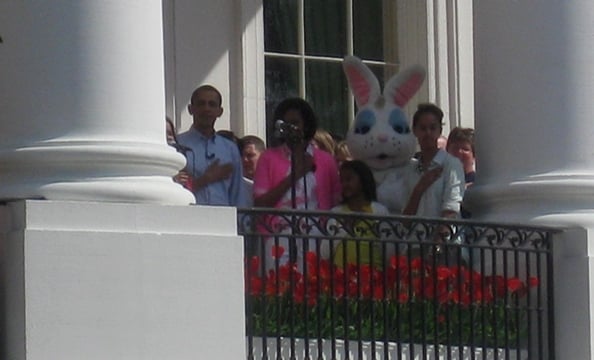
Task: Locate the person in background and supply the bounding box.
[238,135,266,206]
[312,128,336,156]
[166,117,191,188]
[217,129,239,144]
[446,127,475,218]
[446,127,476,188]
[334,140,353,166]
[177,85,247,206]
[166,117,177,145]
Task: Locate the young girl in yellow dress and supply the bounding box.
[331,160,390,267]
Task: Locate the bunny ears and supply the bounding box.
[343,56,426,108]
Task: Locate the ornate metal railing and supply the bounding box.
[238,208,558,360]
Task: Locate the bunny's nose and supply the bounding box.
[377,134,389,143]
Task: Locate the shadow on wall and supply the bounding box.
[164,0,262,132]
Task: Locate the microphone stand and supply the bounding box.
[286,132,302,263]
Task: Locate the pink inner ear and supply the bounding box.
[394,73,424,107]
[345,67,371,106]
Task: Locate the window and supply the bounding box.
[264,0,399,141]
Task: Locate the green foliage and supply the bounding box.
[246,252,537,348]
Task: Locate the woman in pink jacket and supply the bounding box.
[253,98,341,268]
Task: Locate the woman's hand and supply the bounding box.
[253,151,315,208]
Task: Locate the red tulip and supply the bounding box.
[528,276,539,288]
[271,245,285,259]
[249,256,260,274]
[436,266,451,280]
[249,276,263,295]
[506,277,524,293]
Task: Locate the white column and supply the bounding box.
[397,0,474,130]
[0,1,194,205]
[471,2,594,358]
[239,0,267,139]
[468,1,594,225]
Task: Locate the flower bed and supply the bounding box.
[245,247,539,349]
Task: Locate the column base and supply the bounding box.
[465,173,594,226]
[0,141,195,205]
[1,200,245,360]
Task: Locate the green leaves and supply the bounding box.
[248,295,529,347]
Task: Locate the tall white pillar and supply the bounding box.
[468,1,594,225]
[0,1,194,205]
[0,3,247,359]
[471,2,594,359]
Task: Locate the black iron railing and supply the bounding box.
[239,208,557,360]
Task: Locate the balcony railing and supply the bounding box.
[238,208,558,360]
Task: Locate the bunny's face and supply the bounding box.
[347,102,416,170]
[342,56,425,171]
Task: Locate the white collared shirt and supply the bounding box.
[402,149,465,218]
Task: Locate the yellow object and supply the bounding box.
[333,204,382,267]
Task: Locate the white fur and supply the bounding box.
[343,56,426,213]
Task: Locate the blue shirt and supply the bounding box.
[177,127,247,207]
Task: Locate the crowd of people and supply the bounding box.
[166,84,476,265]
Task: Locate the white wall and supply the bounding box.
[163,0,242,135]
[163,0,473,140]
[2,200,246,360]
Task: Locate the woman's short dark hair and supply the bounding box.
[272,98,318,143]
[412,103,444,129]
[340,160,377,202]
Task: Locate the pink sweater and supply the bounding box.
[253,145,341,210]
